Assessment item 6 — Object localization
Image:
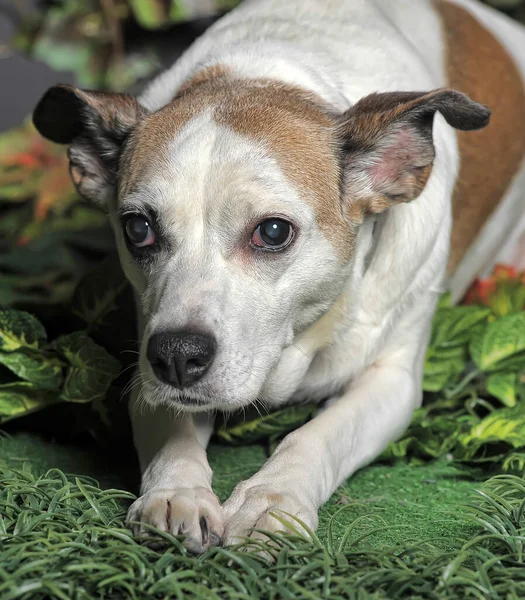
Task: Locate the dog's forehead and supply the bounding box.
[124,115,314,233]
[119,75,350,254]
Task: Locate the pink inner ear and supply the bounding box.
[367,127,418,190]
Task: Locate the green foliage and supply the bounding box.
[462,405,525,448]
[0,383,58,422]
[52,332,121,404]
[71,253,129,329]
[1,466,524,599]
[216,403,318,446]
[470,312,525,372]
[486,371,518,407]
[0,122,115,310]
[423,305,490,392]
[0,309,47,352]
[0,309,120,424]
[382,295,525,466]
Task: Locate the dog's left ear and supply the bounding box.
[337,88,490,214]
[33,84,147,208]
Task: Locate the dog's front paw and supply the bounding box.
[222,483,318,547]
[126,487,224,553]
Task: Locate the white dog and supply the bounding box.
[33,0,525,553]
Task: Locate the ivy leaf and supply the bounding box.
[423,306,490,393]
[53,332,121,404]
[430,306,491,348]
[383,436,414,459]
[216,403,318,446]
[0,381,58,424]
[72,253,129,328]
[470,313,525,372]
[0,309,47,352]
[423,346,466,392]
[461,405,525,448]
[0,349,63,390]
[486,372,517,407]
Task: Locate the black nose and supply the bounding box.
[147,331,216,388]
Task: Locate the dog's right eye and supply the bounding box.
[124,215,156,248]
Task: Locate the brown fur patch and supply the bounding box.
[213,83,348,257]
[120,68,350,259]
[175,65,232,97]
[435,0,525,274]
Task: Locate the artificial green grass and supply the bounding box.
[2,432,524,599]
[1,455,524,599]
[1,432,478,551]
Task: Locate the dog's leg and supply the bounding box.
[222,353,421,545]
[126,390,224,553]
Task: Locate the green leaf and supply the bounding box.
[0,309,47,352]
[0,381,58,424]
[0,349,63,390]
[437,292,453,309]
[129,0,168,29]
[461,405,525,448]
[423,305,490,393]
[383,436,414,459]
[0,270,77,308]
[53,332,121,404]
[72,253,129,328]
[423,346,466,392]
[430,306,491,348]
[502,451,525,473]
[486,372,517,407]
[470,313,525,372]
[216,403,318,445]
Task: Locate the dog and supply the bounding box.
[33,0,525,553]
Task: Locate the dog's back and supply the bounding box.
[440,0,525,296]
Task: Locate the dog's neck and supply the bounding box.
[293,215,379,358]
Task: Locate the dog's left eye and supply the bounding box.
[251,218,293,250]
[124,215,156,248]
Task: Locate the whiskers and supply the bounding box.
[128,375,157,417]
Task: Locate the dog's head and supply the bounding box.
[33,72,489,411]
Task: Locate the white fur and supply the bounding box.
[126,0,525,550]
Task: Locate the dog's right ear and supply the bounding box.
[33,84,147,208]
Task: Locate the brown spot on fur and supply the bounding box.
[214,83,348,257]
[176,65,232,97]
[266,494,285,506]
[436,0,525,274]
[120,67,350,258]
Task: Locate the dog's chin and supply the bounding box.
[141,381,256,414]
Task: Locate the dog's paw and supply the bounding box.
[222,483,318,548]
[126,487,224,554]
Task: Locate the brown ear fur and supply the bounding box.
[337,88,490,215]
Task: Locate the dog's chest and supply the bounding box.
[260,316,381,407]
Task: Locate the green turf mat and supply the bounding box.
[1,439,524,599]
[0,432,478,552]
